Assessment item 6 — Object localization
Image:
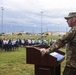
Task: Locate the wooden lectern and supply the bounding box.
[26,44,65,75]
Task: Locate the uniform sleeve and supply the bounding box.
[47,28,76,53]
[61,28,76,42]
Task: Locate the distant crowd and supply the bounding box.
[0,38,56,51]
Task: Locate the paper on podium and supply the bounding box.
[50,52,64,61]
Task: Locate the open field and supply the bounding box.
[0,35,66,75]
[0,35,60,39]
[0,47,66,75]
[0,47,34,75]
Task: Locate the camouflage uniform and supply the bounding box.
[47,26,76,75]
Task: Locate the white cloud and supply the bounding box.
[3,0,76,12]
[0,0,76,32]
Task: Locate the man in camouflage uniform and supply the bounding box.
[40,12,76,75]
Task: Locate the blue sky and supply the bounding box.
[0,0,76,33]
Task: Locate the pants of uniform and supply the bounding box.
[63,66,76,75]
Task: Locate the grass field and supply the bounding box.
[0,47,66,75]
[0,47,34,75]
[0,35,66,75]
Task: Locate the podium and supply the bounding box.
[26,44,65,75]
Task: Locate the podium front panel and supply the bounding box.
[26,45,65,67]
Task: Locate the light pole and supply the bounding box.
[41,11,43,38]
[57,23,59,32]
[34,24,36,34]
[1,7,4,35]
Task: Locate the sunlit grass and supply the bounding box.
[0,35,66,75]
[0,47,34,75]
[0,47,66,75]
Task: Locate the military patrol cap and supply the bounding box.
[65,12,76,19]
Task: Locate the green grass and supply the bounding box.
[0,35,66,75]
[0,47,66,75]
[1,35,60,40]
[0,47,34,75]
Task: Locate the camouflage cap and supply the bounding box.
[65,12,76,19]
